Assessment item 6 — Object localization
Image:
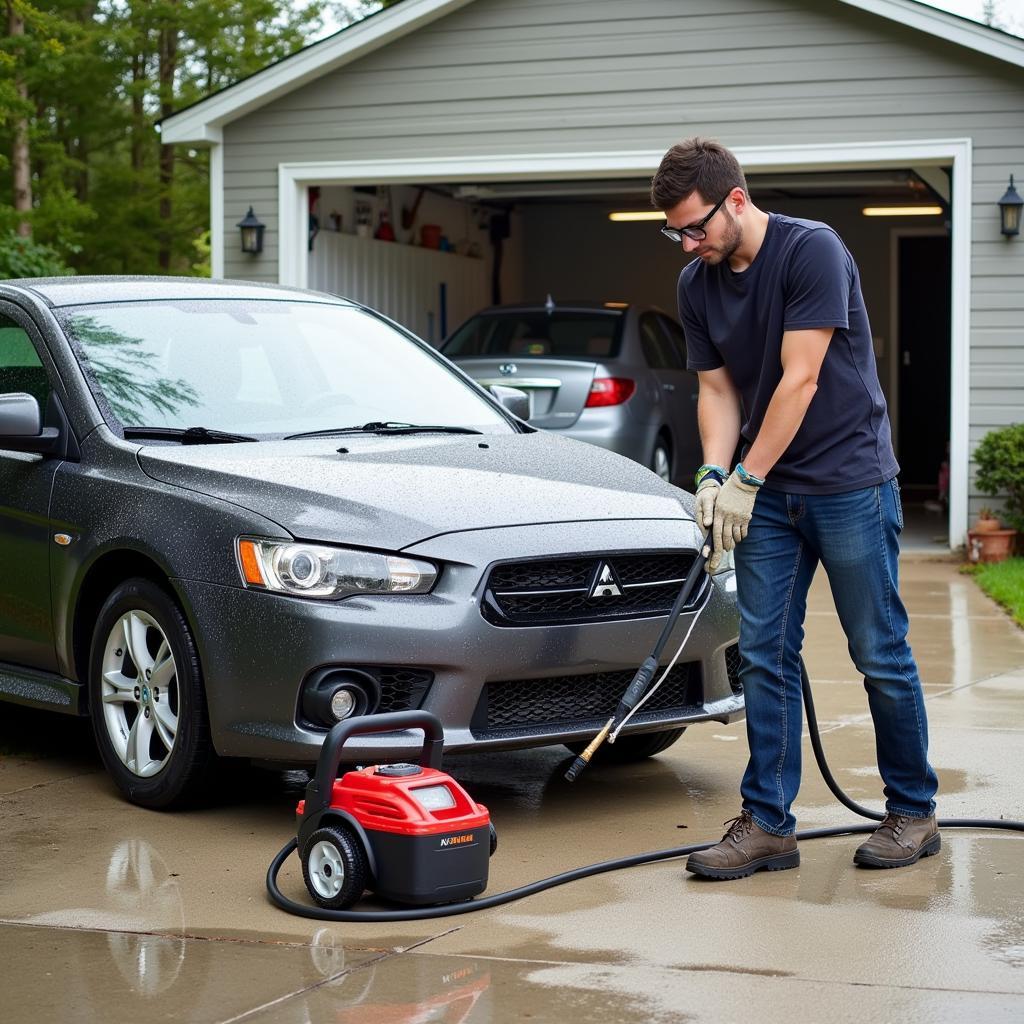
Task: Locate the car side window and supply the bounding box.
[0,317,50,409]
[656,316,688,372]
[639,313,669,370]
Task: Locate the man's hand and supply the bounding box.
[694,478,721,531]
[709,472,760,571]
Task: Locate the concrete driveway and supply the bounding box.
[2,560,1022,1023]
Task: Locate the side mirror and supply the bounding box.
[0,392,62,455]
[488,384,530,421]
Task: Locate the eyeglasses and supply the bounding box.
[660,193,730,243]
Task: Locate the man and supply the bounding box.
[650,138,939,879]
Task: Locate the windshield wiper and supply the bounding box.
[123,426,258,444]
[284,421,483,440]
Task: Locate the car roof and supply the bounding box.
[0,275,354,309]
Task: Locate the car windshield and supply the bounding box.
[57,299,513,438]
[443,311,623,360]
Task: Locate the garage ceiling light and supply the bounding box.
[861,205,943,217]
[609,211,666,222]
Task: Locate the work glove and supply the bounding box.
[694,478,721,532]
[709,472,760,572]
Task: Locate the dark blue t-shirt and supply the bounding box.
[678,212,898,495]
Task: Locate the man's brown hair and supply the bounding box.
[650,137,747,211]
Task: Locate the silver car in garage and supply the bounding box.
[0,277,740,808]
[442,298,701,485]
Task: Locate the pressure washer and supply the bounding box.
[267,533,1024,923]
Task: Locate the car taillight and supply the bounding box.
[585,377,636,407]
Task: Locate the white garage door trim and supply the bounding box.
[278,137,972,550]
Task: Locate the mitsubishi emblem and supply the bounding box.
[589,562,622,599]
[498,362,517,376]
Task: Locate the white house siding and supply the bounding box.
[219,0,1024,515]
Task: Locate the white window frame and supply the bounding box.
[275,138,972,549]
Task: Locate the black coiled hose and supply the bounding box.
[266,662,1023,922]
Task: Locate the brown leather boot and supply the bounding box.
[853,813,940,868]
[686,810,799,880]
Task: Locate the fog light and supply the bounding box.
[330,688,357,721]
[300,667,381,728]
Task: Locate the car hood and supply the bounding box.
[137,431,693,550]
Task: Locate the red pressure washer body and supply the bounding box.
[296,711,492,907]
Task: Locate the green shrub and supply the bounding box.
[973,423,1024,532]
[0,233,75,280]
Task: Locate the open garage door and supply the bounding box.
[289,151,964,549]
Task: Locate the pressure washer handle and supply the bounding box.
[305,710,445,821]
[614,656,659,718]
[565,529,713,784]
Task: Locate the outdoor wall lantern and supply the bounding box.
[998,175,1022,237]
[237,207,266,254]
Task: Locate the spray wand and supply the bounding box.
[564,530,713,783]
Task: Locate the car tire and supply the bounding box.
[302,824,369,910]
[651,437,673,483]
[565,727,686,763]
[88,578,215,809]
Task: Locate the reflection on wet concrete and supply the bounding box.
[1,559,1023,1022]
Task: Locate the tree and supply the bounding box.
[0,0,388,276]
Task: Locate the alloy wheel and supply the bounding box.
[100,610,179,777]
[653,445,671,481]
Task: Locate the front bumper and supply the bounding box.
[176,518,740,764]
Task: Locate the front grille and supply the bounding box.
[482,551,703,626]
[725,644,743,695]
[473,662,703,735]
[377,668,434,713]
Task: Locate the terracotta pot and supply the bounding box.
[973,516,1001,533]
[966,528,1017,564]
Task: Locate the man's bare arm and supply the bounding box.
[696,366,742,470]
[742,328,833,480]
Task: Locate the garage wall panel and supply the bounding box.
[308,232,489,344]
[220,0,1024,521]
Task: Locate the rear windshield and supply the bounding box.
[443,312,623,360]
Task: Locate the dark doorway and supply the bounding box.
[896,233,951,499]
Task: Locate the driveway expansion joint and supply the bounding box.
[214,925,464,1024]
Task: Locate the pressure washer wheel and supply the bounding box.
[489,822,498,857]
[301,824,369,910]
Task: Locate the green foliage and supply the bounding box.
[973,424,1024,532]
[0,231,74,278]
[0,0,386,275]
[963,558,1024,629]
[191,228,211,277]
[70,315,199,423]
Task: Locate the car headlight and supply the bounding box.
[236,538,437,599]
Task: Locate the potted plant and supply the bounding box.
[974,507,1001,532]
[968,424,1024,562]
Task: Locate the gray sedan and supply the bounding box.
[0,277,740,808]
[442,299,701,485]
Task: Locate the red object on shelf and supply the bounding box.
[420,224,442,249]
[375,210,396,241]
[585,377,636,407]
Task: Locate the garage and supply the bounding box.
[162,0,1024,550]
[304,168,950,504]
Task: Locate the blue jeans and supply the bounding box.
[733,479,938,836]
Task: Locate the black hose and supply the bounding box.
[266,662,1023,922]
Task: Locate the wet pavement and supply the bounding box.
[1,560,1022,1023]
